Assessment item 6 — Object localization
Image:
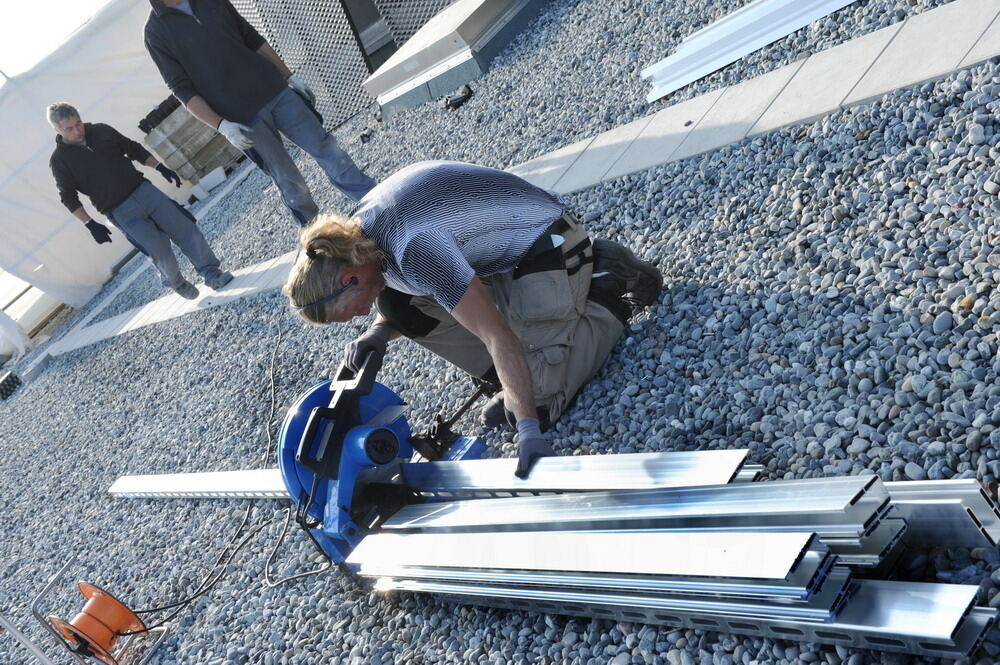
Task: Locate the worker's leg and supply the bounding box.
[137,183,224,281]
[246,98,319,226]
[271,89,376,202]
[108,191,185,288]
[521,299,625,422]
[495,214,626,424]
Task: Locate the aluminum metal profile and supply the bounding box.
[384,475,888,537]
[108,468,288,500]
[828,519,907,569]
[373,577,993,656]
[349,531,819,580]
[640,0,855,102]
[886,479,1000,547]
[401,450,748,497]
[356,549,837,602]
[733,464,763,483]
[376,568,854,624]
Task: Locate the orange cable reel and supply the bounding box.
[47,582,146,665]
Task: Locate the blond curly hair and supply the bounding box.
[283,213,383,324]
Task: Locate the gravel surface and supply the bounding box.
[4,0,1000,664]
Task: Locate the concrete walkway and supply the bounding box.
[47,251,294,358]
[36,0,1000,362]
[510,0,1000,194]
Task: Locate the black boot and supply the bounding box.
[593,239,663,306]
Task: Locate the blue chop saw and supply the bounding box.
[277,356,488,563]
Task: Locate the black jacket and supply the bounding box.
[144,0,287,125]
[49,123,153,215]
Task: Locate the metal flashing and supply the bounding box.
[641,0,856,102]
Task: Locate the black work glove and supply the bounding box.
[84,219,113,244]
[344,322,390,373]
[514,417,554,479]
[155,163,182,187]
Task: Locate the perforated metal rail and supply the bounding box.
[373,0,457,46]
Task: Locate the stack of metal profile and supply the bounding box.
[347,453,999,657]
[107,448,1000,657]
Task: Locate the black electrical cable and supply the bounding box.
[124,316,291,627]
[262,504,332,587]
[118,515,279,635]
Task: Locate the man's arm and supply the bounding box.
[51,158,84,214]
[449,277,538,422]
[105,124,154,164]
[371,315,403,341]
[183,95,224,130]
[69,206,94,223]
[257,43,292,80]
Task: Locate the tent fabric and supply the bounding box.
[0,0,188,306]
[0,309,32,357]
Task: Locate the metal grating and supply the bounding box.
[230,0,372,127]
[373,0,456,46]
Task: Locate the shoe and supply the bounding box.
[593,239,663,306]
[587,272,632,326]
[481,393,510,429]
[204,270,234,290]
[173,280,199,300]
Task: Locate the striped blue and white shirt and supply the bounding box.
[355,161,565,311]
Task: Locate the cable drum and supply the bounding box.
[48,583,146,665]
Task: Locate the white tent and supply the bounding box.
[0,0,189,307]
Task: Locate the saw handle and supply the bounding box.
[332,349,382,390]
[296,352,383,478]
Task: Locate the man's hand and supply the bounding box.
[217,119,254,150]
[344,322,391,372]
[287,74,317,106]
[84,220,113,244]
[155,164,182,187]
[514,418,554,479]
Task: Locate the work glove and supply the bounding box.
[217,119,254,150]
[344,322,390,373]
[287,74,317,106]
[84,219,112,245]
[155,163,182,187]
[514,417,554,479]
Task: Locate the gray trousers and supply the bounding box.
[109,182,222,288]
[248,89,376,225]
[376,214,625,425]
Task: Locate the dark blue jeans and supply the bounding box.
[110,182,222,288]
[248,88,376,225]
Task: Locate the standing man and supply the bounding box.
[144,0,377,227]
[47,103,232,299]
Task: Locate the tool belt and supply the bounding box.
[513,211,593,279]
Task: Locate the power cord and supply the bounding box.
[119,314,303,632]
[119,516,279,635]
